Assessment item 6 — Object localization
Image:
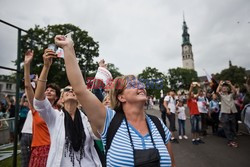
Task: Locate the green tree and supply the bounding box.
[19,24,99,88]
[216,65,247,88]
[138,67,168,98]
[107,63,123,79]
[168,67,198,90]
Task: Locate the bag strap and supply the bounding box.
[94,140,105,165]
[105,112,124,152]
[148,114,166,143]
[106,113,166,150]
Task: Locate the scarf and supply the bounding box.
[63,107,86,166]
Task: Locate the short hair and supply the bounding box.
[46,83,61,104]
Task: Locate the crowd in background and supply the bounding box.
[158,79,250,147]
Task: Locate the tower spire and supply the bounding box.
[182,16,190,45]
[183,11,185,22]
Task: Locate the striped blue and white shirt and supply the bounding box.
[101,108,172,167]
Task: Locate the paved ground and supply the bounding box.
[146,106,250,167]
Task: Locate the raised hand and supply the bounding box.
[219,80,224,86]
[54,35,74,48]
[43,49,57,67]
[99,59,108,69]
[226,80,231,85]
[24,49,34,65]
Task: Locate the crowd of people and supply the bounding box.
[0,32,249,167]
[159,79,250,148]
[0,34,176,167]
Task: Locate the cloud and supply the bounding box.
[0,0,249,77]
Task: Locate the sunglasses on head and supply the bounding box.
[127,80,145,89]
[63,88,74,92]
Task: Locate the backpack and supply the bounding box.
[94,140,105,166]
[105,112,166,165]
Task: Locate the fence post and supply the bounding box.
[12,29,21,167]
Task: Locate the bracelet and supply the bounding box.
[38,79,48,82]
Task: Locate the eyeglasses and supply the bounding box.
[126,80,145,89]
[63,88,74,92]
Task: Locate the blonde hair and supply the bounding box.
[109,75,136,110]
[59,86,78,106]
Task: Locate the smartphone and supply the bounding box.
[56,48,64,58]
[48,44,57,52]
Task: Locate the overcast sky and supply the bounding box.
[0,0,249,77]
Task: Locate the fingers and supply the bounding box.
[43,51,57,61]
[54,35,66,46]
[55,35,66,41]
[44,49,57,56]
[25,49,34,56]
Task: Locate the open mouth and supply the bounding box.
[66,93,76,97]
[137,90,146,96]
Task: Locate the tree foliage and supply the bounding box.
[138,67,168,98]
[107,63,123,79]
[19,24,99,88]
[215,65,247,88]
[168,67,198,91]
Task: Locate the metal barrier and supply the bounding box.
[0,117,15,145]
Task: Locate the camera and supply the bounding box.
[221,81,229,86]
[47,44,64,58]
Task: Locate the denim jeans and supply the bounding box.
[190,115,200,133]
[178,119,186,135]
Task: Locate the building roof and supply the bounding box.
[0,75,16,83]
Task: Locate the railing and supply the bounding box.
[0,117,15,145]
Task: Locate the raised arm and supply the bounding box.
[19,94,25,106]
[188,83,194,99]
[24,50,35,107]
[226,81,236,94]
[4,94,11,107]
[54,35,106,133]
[245,77,250,93]
[34,49,56,101]
[216,81,223,94]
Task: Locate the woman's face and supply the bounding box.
[169,91,175,97]
[61,86,77,103]
[118,79,147,104]
[45,87,58,102]
[103,96,111,107]
[222,86,229,93]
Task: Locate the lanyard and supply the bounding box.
[124,115,156,151]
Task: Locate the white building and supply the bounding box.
[0,75,16,100]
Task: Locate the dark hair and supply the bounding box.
[46,83,61,104]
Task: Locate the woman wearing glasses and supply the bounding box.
[33,49,101,167]
[54,35,175,166]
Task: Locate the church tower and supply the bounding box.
[182,17,195,70]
